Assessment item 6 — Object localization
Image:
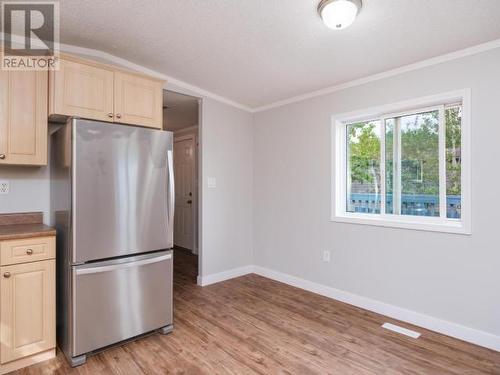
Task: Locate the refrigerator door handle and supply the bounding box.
[167,149,175,246]
[75,253,172,275]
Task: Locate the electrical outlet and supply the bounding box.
[0,180,9,195]
[323,250,331,263]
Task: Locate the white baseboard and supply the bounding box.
[195,264,500,352]
[197,265,254,286]
[252,266,500,353]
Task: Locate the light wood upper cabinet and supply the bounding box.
[49,55,164,129]
[114,71,163,129]
[0,259,55,364]
[49,58,114,122]
[0,69,48,166]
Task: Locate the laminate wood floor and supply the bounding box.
[15,249,500,374]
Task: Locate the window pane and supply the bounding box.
[385,119,395,214]
[446,106,462,219]
[346,121,381,214]
[400,110,440,217]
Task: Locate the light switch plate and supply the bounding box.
[207,177,216,188]
[0,180,9,195]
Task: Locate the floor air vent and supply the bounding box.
[382,323,421,338]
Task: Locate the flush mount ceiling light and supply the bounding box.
[318,0,362,30]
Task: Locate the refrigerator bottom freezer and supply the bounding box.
[69,250,173,366]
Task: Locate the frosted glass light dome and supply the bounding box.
[318,0,362,30]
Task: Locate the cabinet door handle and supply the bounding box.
[116,114,122,119]
[3,272,10,278]
[107,113,114,118]
[0,154,5,160]
[26,249,33,255]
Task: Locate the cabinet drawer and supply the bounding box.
[0,237,55,266]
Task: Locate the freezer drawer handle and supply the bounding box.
[76,253,172,275]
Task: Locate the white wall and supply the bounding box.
[253,47,500,338]
[200,98,254,277]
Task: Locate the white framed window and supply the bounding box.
[331,89,471,234]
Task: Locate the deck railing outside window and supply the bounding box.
[348,193,461,218]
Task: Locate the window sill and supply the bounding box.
[331,213,471,235]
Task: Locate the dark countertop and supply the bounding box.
[0,212,56,241]
[0,223,56,241]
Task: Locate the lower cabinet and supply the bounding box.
[0,237,55,374]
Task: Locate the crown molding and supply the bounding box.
[2,33,500,114]
[58,43,254,113]
[253,38,500,113]
[1,33,253,112]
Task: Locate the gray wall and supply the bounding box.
[0,166,50,220]
[200,98,254,276]
[2,43,498,340]
[0,89,254,279]
[0,133,51,222]
[253,47,500,336]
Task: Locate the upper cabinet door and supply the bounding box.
[49,58,114,122]
[0,69,48,166]
[113,71,163,129]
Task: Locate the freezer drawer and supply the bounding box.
[72,251,173,356]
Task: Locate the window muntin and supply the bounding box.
[335,94,468,233]
[385,119,394,215]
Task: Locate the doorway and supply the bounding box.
[173,136,196,251]
[163,90,200,283]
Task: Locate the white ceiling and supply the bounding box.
[60,0,500,109]
[163,90,199,131]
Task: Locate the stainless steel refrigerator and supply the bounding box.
[51,119,174,367]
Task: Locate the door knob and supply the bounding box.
[3,272,10,278]
[26,249,33,255]
[187,200,192,204]
[0,154,5,160]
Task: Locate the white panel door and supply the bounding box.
[174,138,195,250]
